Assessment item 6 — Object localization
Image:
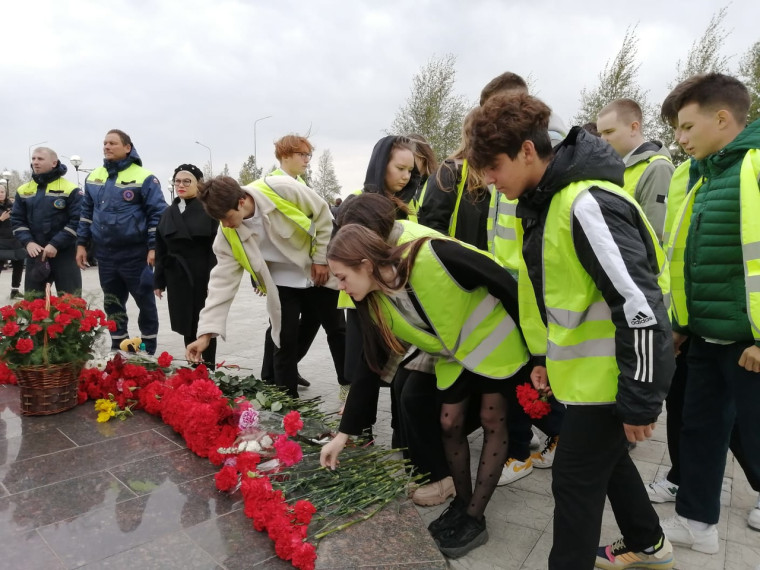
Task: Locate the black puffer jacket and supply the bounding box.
[518,127,673,425]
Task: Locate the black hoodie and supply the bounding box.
[519,127,673,425]
[362,136,421,218]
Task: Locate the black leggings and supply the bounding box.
[440,369,511,521]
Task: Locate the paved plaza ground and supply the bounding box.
[0,267,758,568]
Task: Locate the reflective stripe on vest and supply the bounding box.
[336,220,442,309]
[487,191,520,272]
[543,180,668,404]
[375,240,529,389]
[662,160,692,248]
[247,177,316,256]
[662,160,692,321]
[447,161,468,237]
[16,178,77,198]
[741,151,760,338]
[622,154,672,198]
[220,226,267,294]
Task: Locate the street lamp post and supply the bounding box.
[28,140,48,164]
[195,141,212,177]
[253,115,272,176]
[69,155,84,187]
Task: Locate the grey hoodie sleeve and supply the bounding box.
[634,159,674,241]
[570,188,674,425]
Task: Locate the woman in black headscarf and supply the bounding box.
[154,164,218,367]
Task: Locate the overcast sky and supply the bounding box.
[2,0,757,200]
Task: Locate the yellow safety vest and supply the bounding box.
[662,160,692,322]
[622,154,672,198]
[487,190,520,273]
[543,180,669,404]
[666,150,760,340]
[375,240,529,389]
[16,178,78,198]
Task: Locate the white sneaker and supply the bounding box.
[530,432,541,450]
[530,435,558,469]
[647,478,678,503]
[749,495,760,530]
[497,457,533,486]
[661,514,719,554]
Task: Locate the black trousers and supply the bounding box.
[393,368,449,482]
[24,247,81,296]
[549,405,662,569]
[265,286,346,397]
[0,259,24,289]
[663,338,759,491]
[676,337,760,524]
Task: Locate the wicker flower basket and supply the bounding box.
[15,362,82,415]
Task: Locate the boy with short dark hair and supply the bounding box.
[466,92,675,569]
[661,72,760,552]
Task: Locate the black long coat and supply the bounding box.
[154,197,218,336]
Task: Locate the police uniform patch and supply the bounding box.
[53,198,66,209]
[122,189,135,202]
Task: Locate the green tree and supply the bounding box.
[311,149,341,203]
[739,41,760,123]
[573,26,652,131]
[0,169,30,196]
[673,6,730,84]
[220,163,230,177]
[389,54,469,161]
[238,155,263,185]
[652,7,732,163]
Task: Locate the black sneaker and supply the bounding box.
[297,374,311,387]
[436,513,488,559]
[427,497,465,537]
[9,289,22,299]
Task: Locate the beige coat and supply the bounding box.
[196,175,338,346]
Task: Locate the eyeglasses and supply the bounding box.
[295,152,312,160]
[174,178,193,187]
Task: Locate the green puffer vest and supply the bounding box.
[684,120,760,341]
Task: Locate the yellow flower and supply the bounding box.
[97,410,113,423]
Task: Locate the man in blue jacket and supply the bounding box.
[12,147,82,295]
[76,129,166,354]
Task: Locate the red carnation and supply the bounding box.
[46,323,65,339]
[2,321,20,336]
[236,452,261,475]
[291,541,317,570]
[283,410,304,437]
[27,323,42,335]
[214,464,239,492]
[273,435,303,467]
[293,500,317,525]
[0,305,16,320]
[31,308,49,321]
[516,383,551,419]
[15,338,34,354]
[157,351,173,368]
